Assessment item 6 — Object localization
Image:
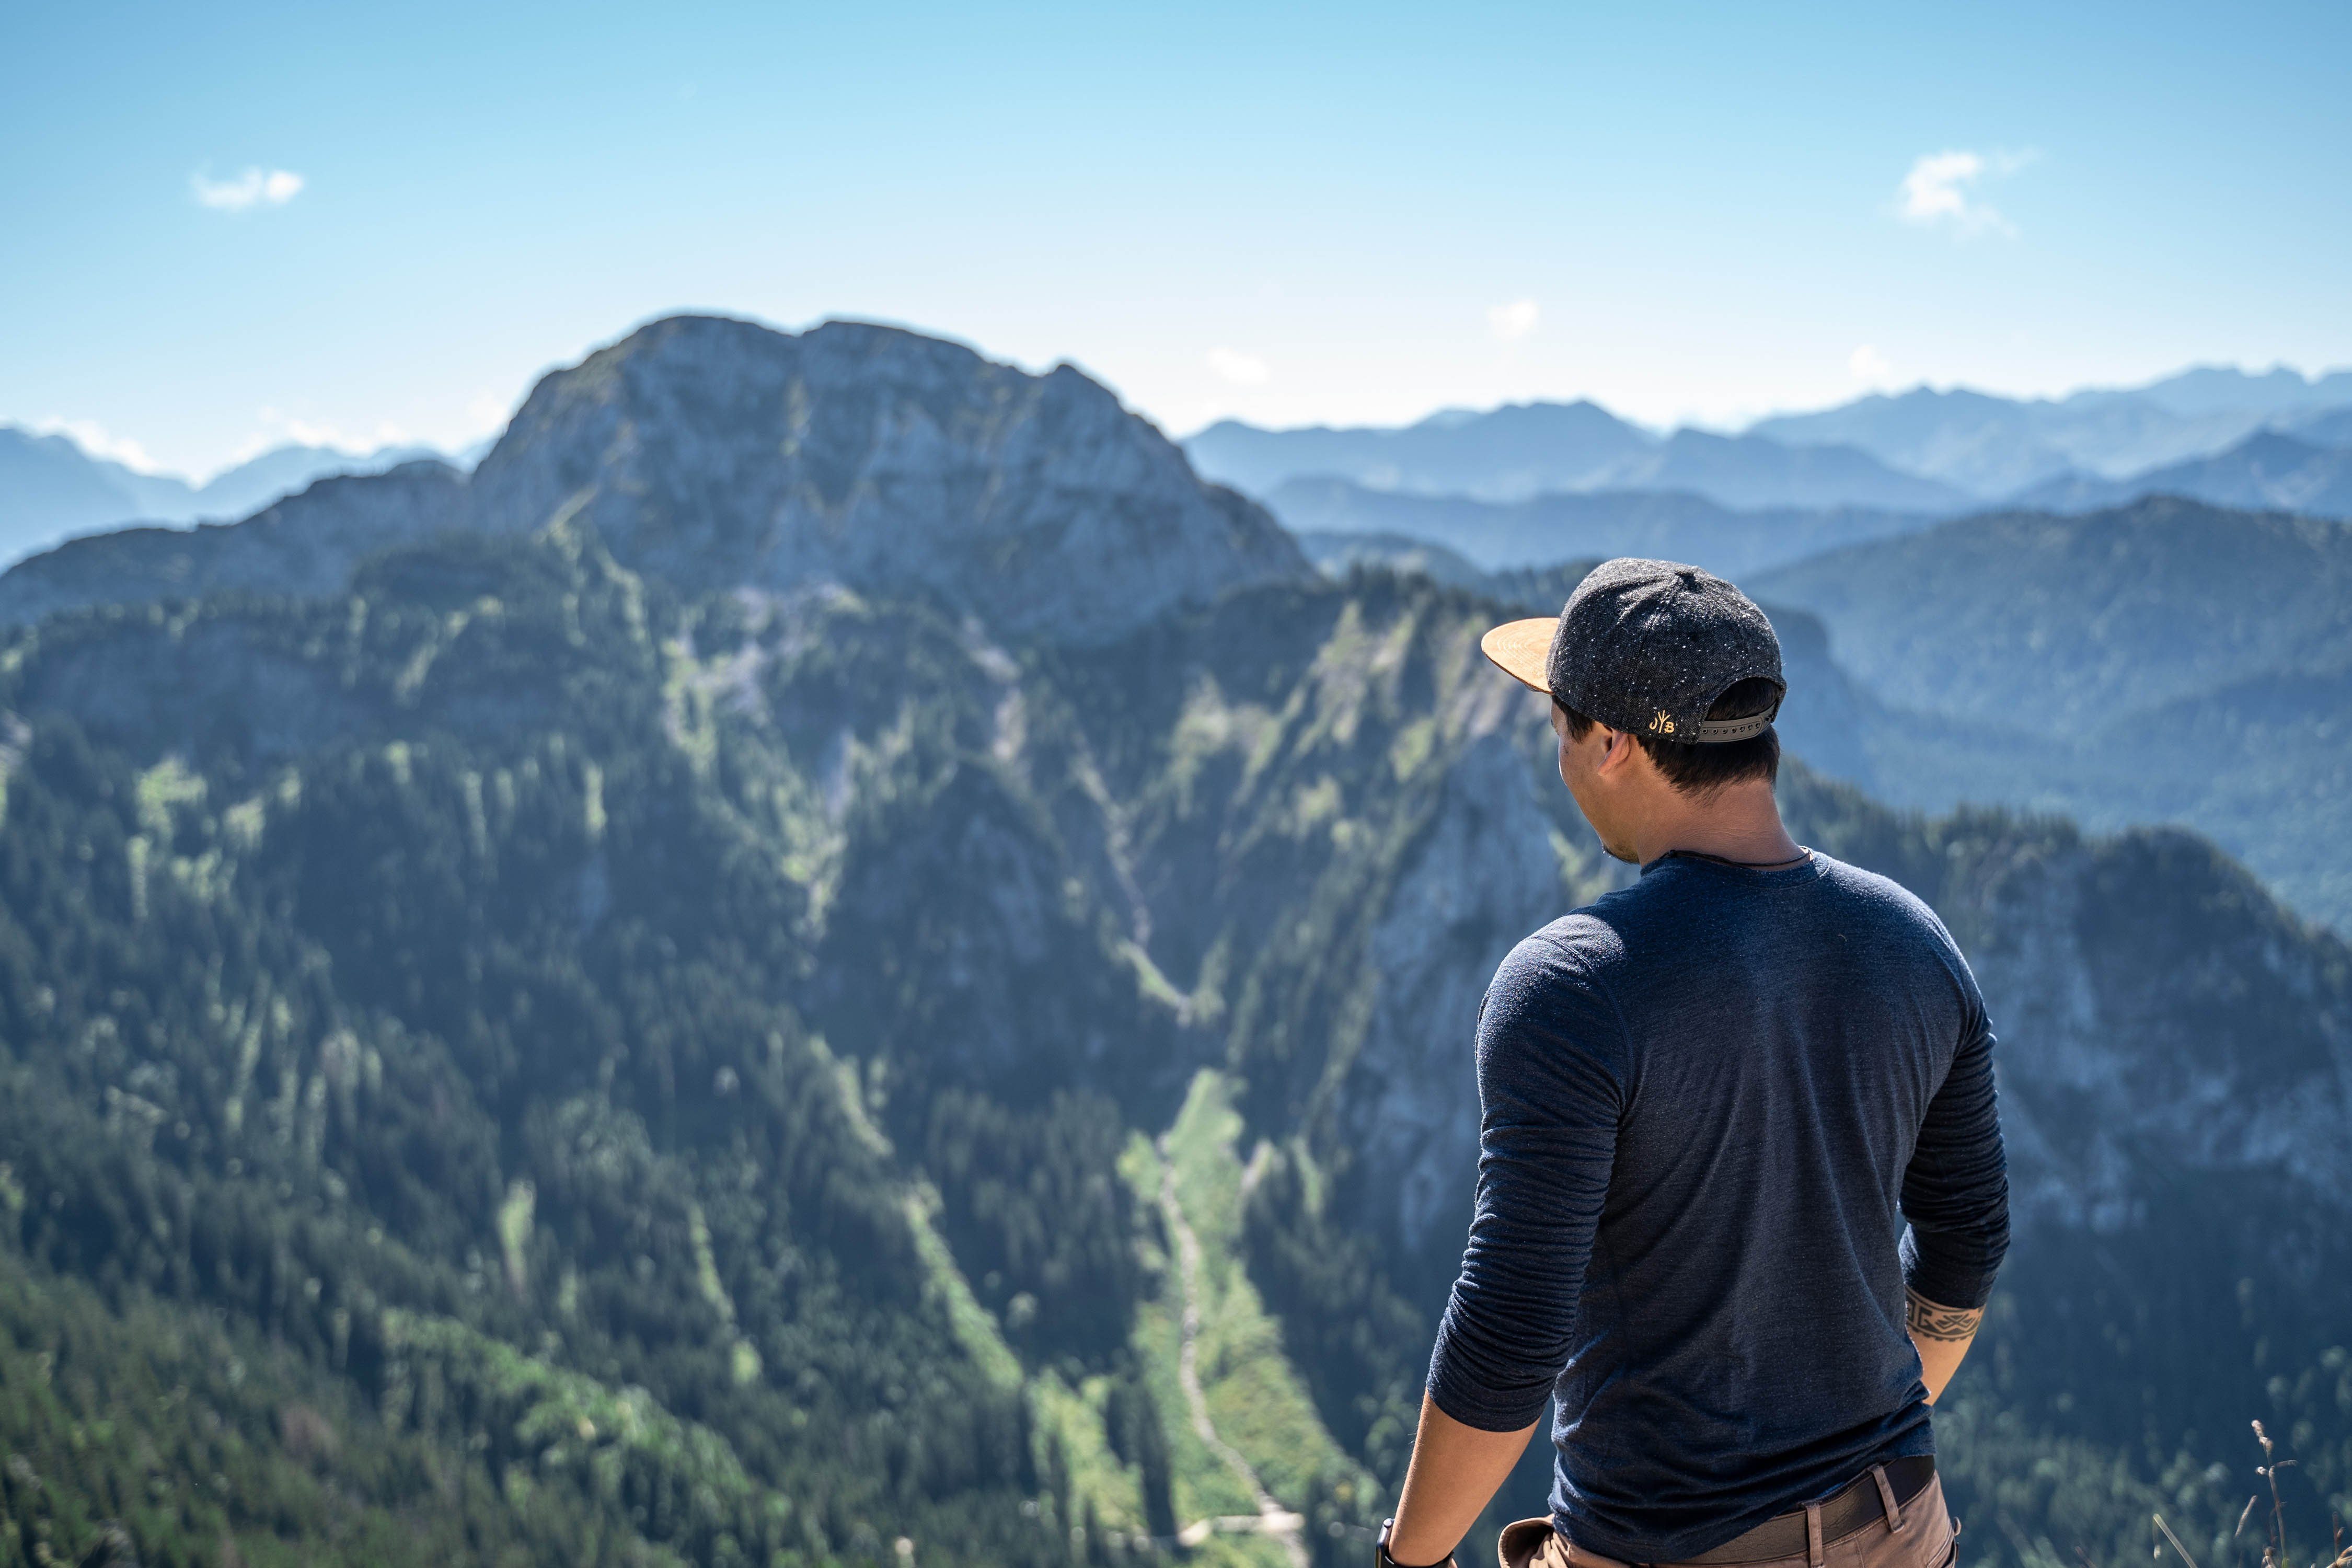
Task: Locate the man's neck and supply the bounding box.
[1629,780,1803,868]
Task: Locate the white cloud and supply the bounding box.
[1488,299,1541,340]
[465,389,514,431]
[225,406,412,465]
[1896,149,2029,237]
[192,166,306,212]
[1206,347,1271,385]
[1849,344,1893,383]
[32,417,160,474]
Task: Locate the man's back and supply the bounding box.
[1425,849,2009,1563]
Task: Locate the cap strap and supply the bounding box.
[1687,710,1778,743]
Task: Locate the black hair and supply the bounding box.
[1557,677,1782,796]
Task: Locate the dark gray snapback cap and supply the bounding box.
[1478,557,1785,742]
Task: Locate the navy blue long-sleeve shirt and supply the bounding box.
[1425,850,2009,1564]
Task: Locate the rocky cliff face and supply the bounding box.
[0,316,1310,641]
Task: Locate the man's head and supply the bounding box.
[1481,559,1788,863]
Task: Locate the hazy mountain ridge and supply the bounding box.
[0,459,473,631]
[2012,429,2352,520]
[0,424,449,567]
[1271,479,1935,575]
[1184,400,1654,501]
[1187,366,2352,523]
[1185,406,1969,513]
[1749,367,2352,492]
[1750,497,2352,733]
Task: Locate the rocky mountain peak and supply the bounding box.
[1,315,1310,643]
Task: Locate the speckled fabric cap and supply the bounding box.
[1479,558,1784,743]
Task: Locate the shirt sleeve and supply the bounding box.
[1897,996,2010,1310]
[1425,933,1625,1432]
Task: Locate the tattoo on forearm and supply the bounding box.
[1906,1289,1982,1342]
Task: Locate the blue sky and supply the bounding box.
[5,0,2348,478]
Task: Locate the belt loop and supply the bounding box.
[1871,1465,1905,1535]
[1805,1501,1825,1568]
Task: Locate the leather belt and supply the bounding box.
[1680,1457,1935,1565]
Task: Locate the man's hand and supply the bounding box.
[1386,1395,1540,1567]
[1906,1288,1984,1404]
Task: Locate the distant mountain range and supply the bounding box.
[1273,479,1934,576]
[2011,429,2352,517]
[1187,404,1970,512]
[1185,363,2352,522]
[1749,366,2352,493]
[15,363,2349,580]
[0,424,465,568]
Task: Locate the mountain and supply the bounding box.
[1183,400,1656,502]
[1751,497,2352,733]
[0,460,476,631]
[0,428,151,558]
[0,425,447,567]
[1289,539,1889,791]
[1750,367,2352,494]
[2287,403,2352,448]
[1186,409,1968,514]
[1751,495,2352,928]
[4,321,2349,1568]
[1273,480,1937,577]
[0,316,1309,643]
[2013,430,2352,520]
[1322,496,2352,931]
[1748,388,2090,495]
[1292,528,1496,590]
[1583,428,1970,512]
[4,529,2347,1568]
[191,440,449,520]
[2122,363,2352,419]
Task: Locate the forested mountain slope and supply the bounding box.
[1749,497,2352,928]
[0,325,2345,1568]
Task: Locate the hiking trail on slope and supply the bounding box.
[1158,1141,1310,1568]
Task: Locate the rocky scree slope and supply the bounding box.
[0,315,1310,643]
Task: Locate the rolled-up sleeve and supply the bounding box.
[1425,936,1625,1432]
[1898,1004,2010,1310]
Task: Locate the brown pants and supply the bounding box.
[1499,1475,1958,1568]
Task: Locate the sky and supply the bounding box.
[4,0,2349,480]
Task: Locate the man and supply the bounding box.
[1377,559,2008,1568]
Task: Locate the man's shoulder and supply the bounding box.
[1510,908,1631,979]
[1481,916,1634,1070]
[1482,912,1631,1024]
[1807,851,1965,952]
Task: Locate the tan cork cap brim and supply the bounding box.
[1480,617,1556,694]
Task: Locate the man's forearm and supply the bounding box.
[1387,1395,1539,1566]
[1905,1288,1983,1403]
